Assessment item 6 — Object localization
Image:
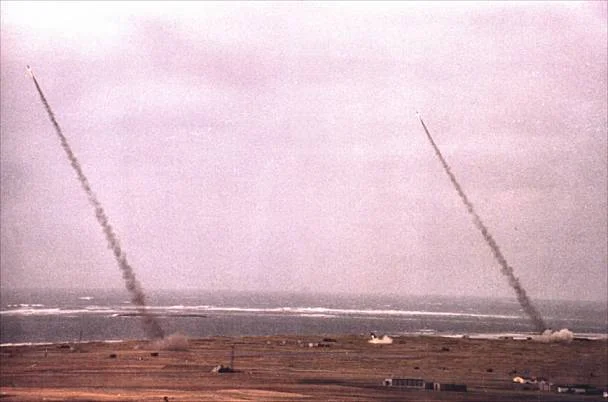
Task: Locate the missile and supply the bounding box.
[26,65,34,79]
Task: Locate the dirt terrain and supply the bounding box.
[1,335,606,401]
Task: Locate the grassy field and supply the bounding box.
[1,335,606,401]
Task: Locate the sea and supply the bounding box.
[1,289,606,345]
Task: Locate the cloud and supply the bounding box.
[1,2,606,300]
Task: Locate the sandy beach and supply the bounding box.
[1,335,605,401]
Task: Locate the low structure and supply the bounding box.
[383,378,425,388]
[555,384,601,395]
[513,376,554,391]
[432,382,467,392]
[383,378,467,392]
[211,364,235,373]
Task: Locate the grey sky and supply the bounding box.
[1,1,606,301]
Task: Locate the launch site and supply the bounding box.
[1,1,606,401]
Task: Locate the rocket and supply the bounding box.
[26,65,34,79]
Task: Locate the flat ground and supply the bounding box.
[1,335,606,401]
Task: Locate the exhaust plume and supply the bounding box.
[368,333,394,344]
[416,113,547,333]
[28,66,164,340]
[534,328,574,343]
[153,332,190,351]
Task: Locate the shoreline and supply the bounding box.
[2,330,606,348]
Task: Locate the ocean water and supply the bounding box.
[1,289,606,345]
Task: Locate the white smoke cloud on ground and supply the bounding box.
[153,333,189,351]
[533,328,574,343]
[368,335,393,344]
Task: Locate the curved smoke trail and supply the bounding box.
[416,112,546,333]
[28,66,164,340]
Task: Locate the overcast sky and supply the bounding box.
[1,1,606,301]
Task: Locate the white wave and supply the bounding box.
[0,303,523,321]
[297,313,334,318]
[0,339,126,348]
[83,305,117,312]
[187,305,521,320]
[0,307,119,316]
[1,308,65,316]
[78,296,94,300]
[0,341,55,347]
[7,303,45,308]
[155,304,516,319]
[431,331,607,341]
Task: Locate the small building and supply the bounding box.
[432,382,467,392]
[383,378,425,389]
[211,364,235,373]
[384,378,467,393]
[555,384,598,394]
[513,377,553,391]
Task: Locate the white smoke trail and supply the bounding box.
[417,113,547,333]
[28,66,164,340]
